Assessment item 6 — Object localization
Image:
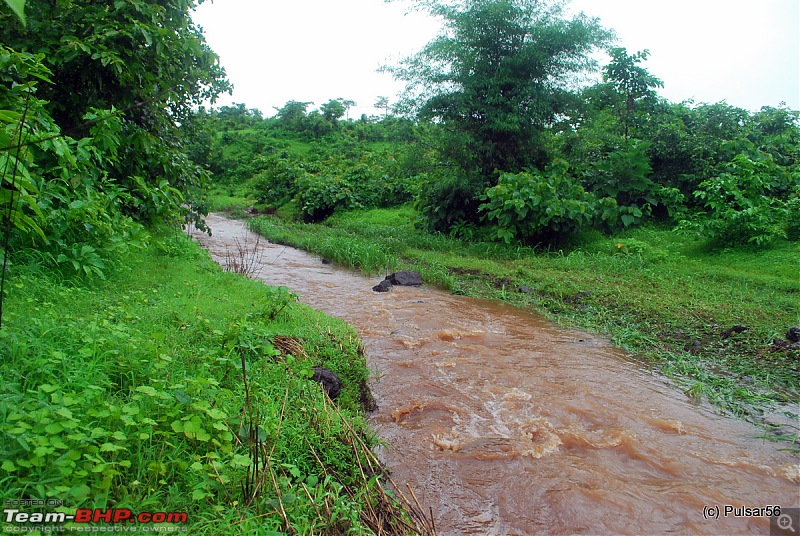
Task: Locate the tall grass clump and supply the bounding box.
[248,217,398,276]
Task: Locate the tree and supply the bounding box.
[374,96,390,119]
[340,99,356,120]
[602,48,663,140]
[320,99,346,123]
[384,0,612,230]
[3,0,229,131]
[273,100,313,131]
[1,0,230,226]
[387,0,611,175]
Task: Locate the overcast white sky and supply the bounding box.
[192,0,799,118]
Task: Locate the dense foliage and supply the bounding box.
[196,96,799,250]
[387,0,611,173]
[1,0,230,282]
[194,0,798,249]
[188,104,422,222]
[384,0,612,230]
[480,160,607,244]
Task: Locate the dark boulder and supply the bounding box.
[312,367,342,400]
[787,326,800,342]
[386,271,423,286]
[372,279,393,293]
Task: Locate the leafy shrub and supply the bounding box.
[583,139,685,227]
[250,155,305,208]
[416,169,486,233]
[28,113,151,278]
[295,173,359,222]
[343,153,416,208]
[480,160,602,245]
[676,154,797,246]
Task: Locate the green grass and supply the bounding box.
[206,185,257,218]
[248,207,800,442]
[0,230,428,533]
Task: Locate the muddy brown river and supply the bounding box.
[194,214,799,535]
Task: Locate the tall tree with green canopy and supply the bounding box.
[602,47,664,140]
[384,0,612,230]
[321,99,347,123]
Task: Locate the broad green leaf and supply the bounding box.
[3,0,26,26]
[231,454,252,467]
[1,460,17,472]
[44,423,63,434]
[135,386,159,396]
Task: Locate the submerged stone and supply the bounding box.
[372,279,393,292]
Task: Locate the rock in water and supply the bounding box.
[387,271,423,286]
[312,367,342,399]
[372,279,393,293]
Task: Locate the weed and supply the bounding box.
[223,235,265,278]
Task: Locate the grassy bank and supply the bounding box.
[0,230,430,534]
[247,207,800,442]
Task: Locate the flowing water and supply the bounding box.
[194,214,799,535]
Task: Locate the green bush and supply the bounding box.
[295,173,359,222]
[676,154,797,246]
[583,139,685,227]
[480,160,603,245]
[343,153,417,208]
[250,155,305,209]
[416,169,486,233]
